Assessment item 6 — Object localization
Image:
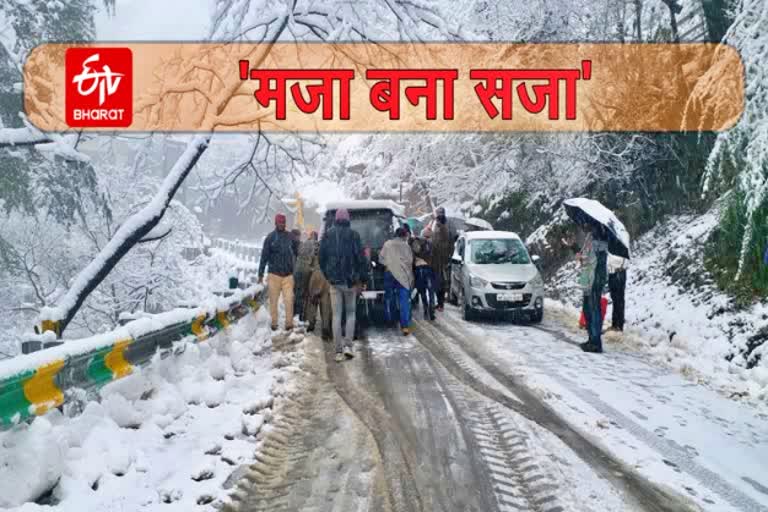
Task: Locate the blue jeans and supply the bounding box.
[415,266,435,316]
[583,251,608,349]
[384,271,411,328]
[384,271,396,324]
[330,285,357,353]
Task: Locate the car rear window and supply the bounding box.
[324,209,394,249]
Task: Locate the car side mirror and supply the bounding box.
[531,254,541,263]
[451,255,462,265]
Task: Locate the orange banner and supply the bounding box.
[23,43,743,132]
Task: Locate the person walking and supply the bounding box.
[293,231,318,321]
[290,228,302,257]
[305,249,332,342]
[258,213,297,331]
[577,223,609,353]
[431,207,454,312]
[320,208,368,362]
[607,253,628,333]
[380,227,415,335]
[412,227,436,320]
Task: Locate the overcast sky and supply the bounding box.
[95,0,210,40]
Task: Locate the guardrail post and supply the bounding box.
[39,319,61,339]
[21,340,43,354]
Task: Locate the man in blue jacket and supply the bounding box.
[258,213,296,331]
[320,208,369,362]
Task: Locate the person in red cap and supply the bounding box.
[258,213,297,331]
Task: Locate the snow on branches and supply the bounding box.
[692,0,768,277]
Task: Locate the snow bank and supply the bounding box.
[0,307,298,509]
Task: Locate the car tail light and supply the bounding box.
[364,247,371,259]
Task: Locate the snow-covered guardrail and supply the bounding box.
[0,286,264,430]
[211,237,262,263]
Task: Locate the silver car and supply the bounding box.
[449,231,544,322]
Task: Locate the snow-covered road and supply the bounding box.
[4,301,767,512]
[438,307,768,512]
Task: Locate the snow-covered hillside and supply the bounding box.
[547,210,768,407]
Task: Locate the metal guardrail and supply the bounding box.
[211,237,262,263]
[0,286,264,430]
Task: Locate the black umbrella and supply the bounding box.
[563,198,631,259]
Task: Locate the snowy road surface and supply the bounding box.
[229,305,768,512]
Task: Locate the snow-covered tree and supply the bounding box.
[36,0,477,336]
[692,0,768,285]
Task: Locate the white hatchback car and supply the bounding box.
[449,231,544,322]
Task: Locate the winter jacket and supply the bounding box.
[578,233,609,291]
[258,230,296,278]
[431,220,454,281]
[411,237,433,267]
[319,221,368,288]
[380,238,415,289]
[308,267,331,302]
[295,240,319,274]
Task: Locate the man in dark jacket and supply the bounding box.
[320,208,368,362]
[258,213,297,331]
[431,207,454,312]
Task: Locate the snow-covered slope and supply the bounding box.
[0,309,302,510]
[548,211,768,407]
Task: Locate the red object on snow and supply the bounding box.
[579,296,609,328]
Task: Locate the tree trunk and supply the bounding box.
[633,0,642,41]
[39,135,210,335]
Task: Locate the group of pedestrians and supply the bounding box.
[258,209,368,363]
[379,207,454,336]
[258,207,456,361]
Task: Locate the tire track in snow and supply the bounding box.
[414,318,699,512]
[225,331,385,512]
[429,360,566,512]
[479,319,768,512]
[325,336,425,512]
[224,332,311,512]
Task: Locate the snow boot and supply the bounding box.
[335,353,344,362]
[580,342,603,354]
[343,347,354,359]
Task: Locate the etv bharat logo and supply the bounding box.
[65,47,132,128]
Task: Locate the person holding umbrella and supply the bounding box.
[563,198,631,354]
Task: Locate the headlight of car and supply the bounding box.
[469,274,489,288]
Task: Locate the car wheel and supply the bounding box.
[530,308,543,324]
[460,290,475,322]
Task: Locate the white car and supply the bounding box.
[449,231,544,322]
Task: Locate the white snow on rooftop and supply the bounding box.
[321,200,405,216]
